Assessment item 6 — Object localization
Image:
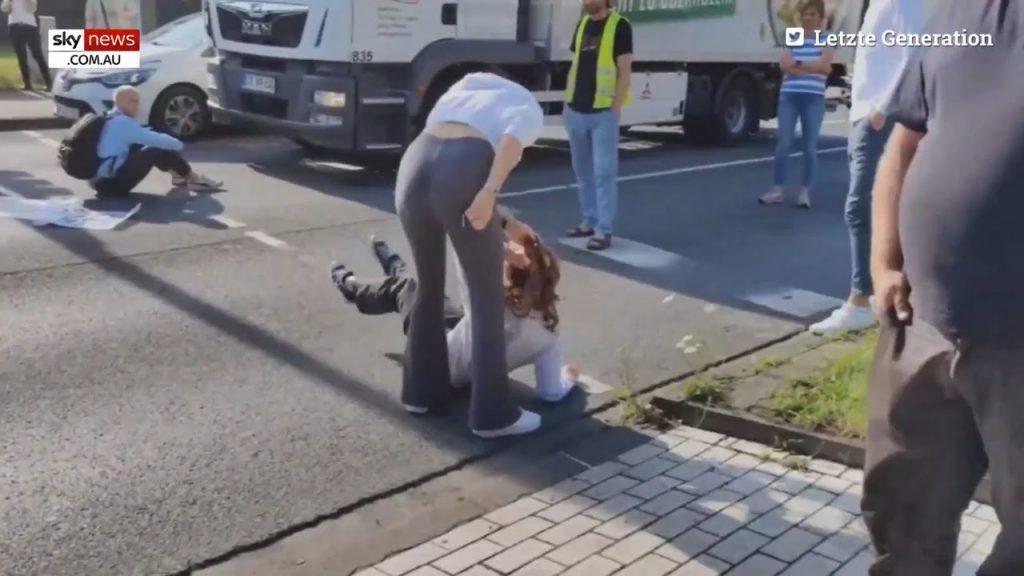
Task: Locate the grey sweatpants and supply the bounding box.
[863,317,1024,575]
[395,133,519,432]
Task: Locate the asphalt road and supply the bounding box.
[0,112,856,576]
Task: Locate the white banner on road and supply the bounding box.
[0,197,139,230]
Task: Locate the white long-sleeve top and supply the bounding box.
[448,256,565,399]
[3,0,37,27]
[850,0,926,123]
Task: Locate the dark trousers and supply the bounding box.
[93,146,192,196]
[350,253,464,335]
[863,318,1024,575]
[396,133,517,430]
[9,23,50,90]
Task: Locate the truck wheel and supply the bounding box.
[686,74,756,147]
[151,85,210,141]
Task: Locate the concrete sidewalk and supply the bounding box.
[0,90,70,131]
[360,425,999,576]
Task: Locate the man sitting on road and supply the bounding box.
[91,85,221,197]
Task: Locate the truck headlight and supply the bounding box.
[313,90,346,107]
[310,113,343,126]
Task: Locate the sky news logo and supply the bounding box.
[47,29,141,69]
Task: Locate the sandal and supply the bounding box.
[566,225,595,238]
[586,235,612,251]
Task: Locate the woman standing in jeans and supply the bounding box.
[760,0,834,209]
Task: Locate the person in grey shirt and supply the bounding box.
[862,1,1024,574]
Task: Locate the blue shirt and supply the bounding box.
[782,36,828,96]
[425,72,545,150]
[96,110,184,178]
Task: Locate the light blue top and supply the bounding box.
[425,72,545,150]
[96,110,184,178]
[782,36,828,96]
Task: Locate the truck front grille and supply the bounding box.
[240,93,287,119]
[217,2,307,48]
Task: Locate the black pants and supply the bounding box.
[396,134,517,430]
[864,317,1024,575]
[10,23,50,90]
[349,253,464,335]
[93,146,192,196]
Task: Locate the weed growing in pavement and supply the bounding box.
[614,347,675,430]
[751,355,786,376]
[757,438,820,474]
[615,387,673,430]
[675,324,733,407]
[681,374,730,406]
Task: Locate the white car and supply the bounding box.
[52,13,214,140]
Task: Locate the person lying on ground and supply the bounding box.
[91,85,221,197]
[329,234,579,403]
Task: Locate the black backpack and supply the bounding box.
[58,113,109,180]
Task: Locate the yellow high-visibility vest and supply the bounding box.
[565,11,632,109]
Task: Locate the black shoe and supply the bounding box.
[370,235,401,275]
[329,262,357,302]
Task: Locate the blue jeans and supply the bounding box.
[845,117,894,296]
[773,91,826,189]
[565,107,619,235]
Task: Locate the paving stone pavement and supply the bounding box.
[359,426,1002,576]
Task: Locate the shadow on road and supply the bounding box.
[83,188,229,231]
[2,173,657,575]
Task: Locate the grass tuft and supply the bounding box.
[767,330,878,438]
[0,49,21,89]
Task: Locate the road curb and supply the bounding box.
[0,116,72,132]
[650,392,994,506]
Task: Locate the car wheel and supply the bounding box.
[151,85,210,141]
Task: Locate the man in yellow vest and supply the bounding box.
[563,0,633,251]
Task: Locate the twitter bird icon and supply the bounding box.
[785,27,805,47]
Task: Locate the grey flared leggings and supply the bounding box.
[395,133,519,432]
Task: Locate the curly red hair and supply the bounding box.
[504,236,561,331]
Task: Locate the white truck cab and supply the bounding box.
[205,0,863,155]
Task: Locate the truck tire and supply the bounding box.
[685,74,757,147]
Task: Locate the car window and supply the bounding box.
[145,13,204,49]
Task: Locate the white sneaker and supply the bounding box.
[473,409,541,439]
[809,304,876,335]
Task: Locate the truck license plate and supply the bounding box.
[55,102,79,119]
[241,73,275,94]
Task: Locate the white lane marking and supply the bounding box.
[20,130,61,148]
[209,215,246,229]
[742,288,844,319]
[559,236,699,271]
[502,146,846,199]
[244,230,290,249]
[576,374,613,395]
